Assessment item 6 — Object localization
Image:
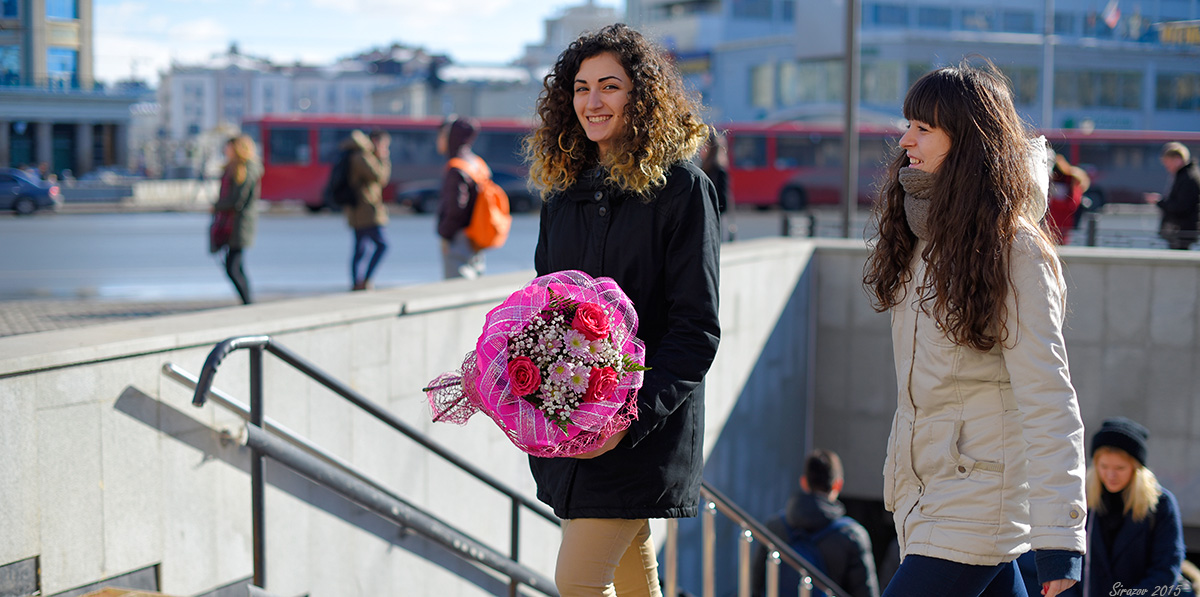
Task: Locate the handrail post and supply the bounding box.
[250,346,266,589]
[664,518,678,597]
[509,497,520,597]
[703,501,716,597]
[799,567,813,597]
[767,550,780,597]
[738,527,753,597]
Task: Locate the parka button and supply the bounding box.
[598,206,608,217]
[1069,509,1080,519]
[594,191,603,200]
[957,465,967,473]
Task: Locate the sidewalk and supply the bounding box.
[0,298,237,337]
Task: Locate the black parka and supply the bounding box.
[529,161,721,519]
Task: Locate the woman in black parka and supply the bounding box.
[523,23,721,596]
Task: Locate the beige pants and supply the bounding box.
[555,518,663,597]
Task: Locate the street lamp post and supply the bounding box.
[842,0,861,238]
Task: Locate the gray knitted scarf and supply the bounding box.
[899,167,935,241]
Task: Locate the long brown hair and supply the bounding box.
[523,23,708,199]
[863,60,1059,352]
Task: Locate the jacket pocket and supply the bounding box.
[918,420,1005,524]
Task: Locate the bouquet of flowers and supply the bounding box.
[423,270,648,457]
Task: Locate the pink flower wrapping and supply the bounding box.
[424,270,647,457]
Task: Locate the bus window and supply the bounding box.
[858,137,893,169]
[390,129,440,166]
[268,128,311,165]
[475,132,525,169]
[318,128,357,163]
[776,136,816,168]
[731,135,767,169]
[814,137,842,167]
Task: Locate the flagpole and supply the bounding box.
[1042,0,1055,128]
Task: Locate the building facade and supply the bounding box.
[632,0,1200,131]
[0,0,138,176]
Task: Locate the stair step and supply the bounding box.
[81,590,176,597]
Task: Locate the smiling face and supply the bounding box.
[573,52,631,159]
[898,119,952,173]
[1095,448,1137,494]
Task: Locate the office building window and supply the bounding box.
[1001,67,1040,106]
[1055,12,1076,35]
[1054,70,1141,109]
[781,0,794,21]
[778,61,800,106]
[750,62,775,109]
[794,59,844,103]
[0,46,18,85]
[2,0,17,18]
[732,0,771,19]
[962,8,995,31]
[1001,10,1036,32]
[907,62,933,88]
[863,61,901,103]
[866,3,908,27]
[1156,73,1200,112]
[46,0,76,19]
[46,48,77,88]
[917,7,952,29]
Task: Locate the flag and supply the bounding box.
[1102,0,1121,29]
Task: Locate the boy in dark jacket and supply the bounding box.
[753,450,880,597]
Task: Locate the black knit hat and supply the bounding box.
[1091,417,1150,466]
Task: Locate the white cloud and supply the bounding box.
[167,18,230,44]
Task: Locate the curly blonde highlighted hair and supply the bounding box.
[523,23,709,199]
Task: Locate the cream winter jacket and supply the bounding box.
[883,139,1088,566]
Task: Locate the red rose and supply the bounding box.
[508,357,542,396]
[571,303,611,341]
[584,367,620,403]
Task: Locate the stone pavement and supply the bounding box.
[0,298,238,337]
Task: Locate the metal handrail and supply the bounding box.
[186,335,559,596]
[664,482,852,597]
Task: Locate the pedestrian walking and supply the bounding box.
[1147,142,1200,250]
[212,134,261,305]
[344,129,391,290]
[523,23,720,597]
[1046,151,1089,245]
[863,61,1086,597]
[437,116,487,279]
[701,128,737,241]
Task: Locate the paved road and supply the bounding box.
[0,204,1171,337]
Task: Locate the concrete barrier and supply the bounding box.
[2,238,1197,596]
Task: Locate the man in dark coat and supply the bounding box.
[752,450,880,597]
[1150,142,1200,250]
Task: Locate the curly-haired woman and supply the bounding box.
[213,134,261,305]
[524,23,721,596]
[863,62,1087,597]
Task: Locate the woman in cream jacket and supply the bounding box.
[864,62,1087,597]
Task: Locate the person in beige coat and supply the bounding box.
[343,129,391,290]
[863,62,1086,597]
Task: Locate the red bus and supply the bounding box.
[242,115,534,212]
[723,122,1200,211]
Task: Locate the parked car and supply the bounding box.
[0,168,61,215]
[398,169,537,214]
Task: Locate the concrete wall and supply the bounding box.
[813,241,1200,550]
[3,238,1198,596]
[0,239,817,597]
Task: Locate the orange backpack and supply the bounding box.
[449,156,512,251]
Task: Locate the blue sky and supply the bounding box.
[93,0,624,85]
